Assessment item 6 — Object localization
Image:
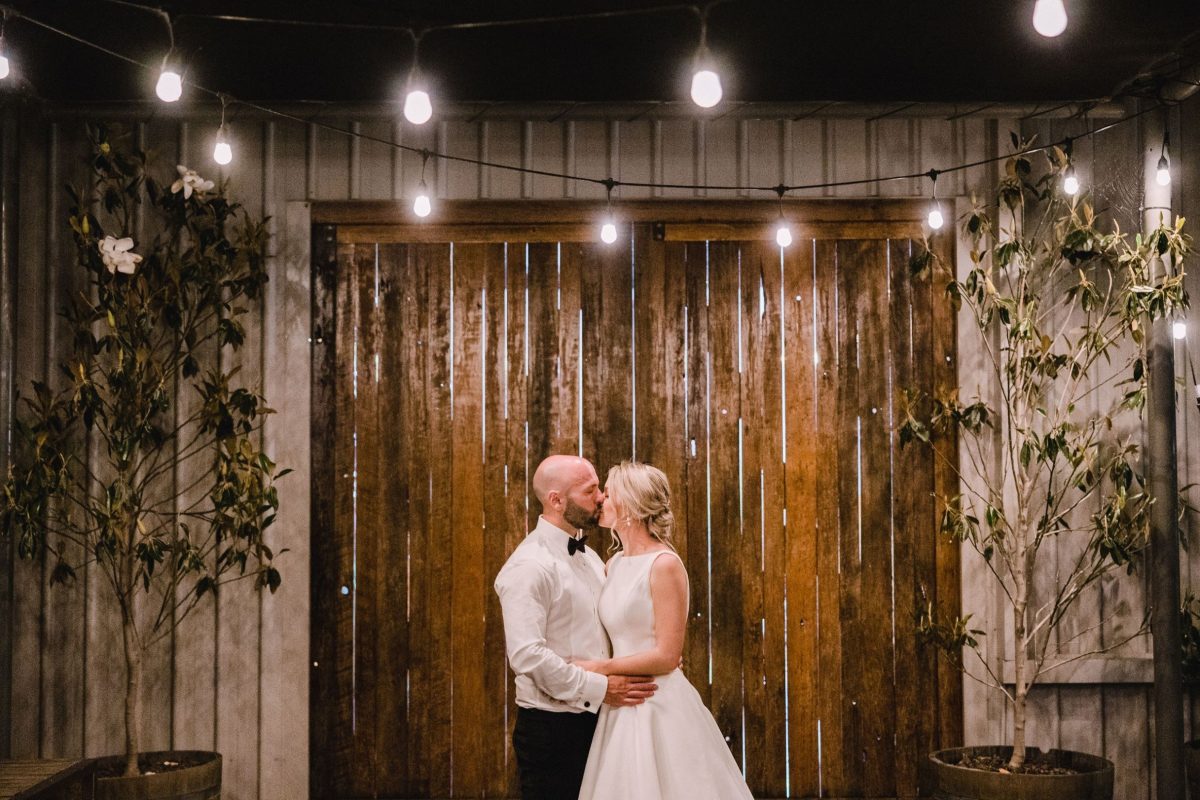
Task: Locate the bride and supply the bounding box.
[573,461,754,799]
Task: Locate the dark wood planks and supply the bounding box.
[931,232,964,748]
[707,241,745,764]
[424,243,454,798]
[682,240,713,704]
[309,219,961,800]
[450,243,488,796]
[783,239,821,797]
[402,243,433,798]
[481,243,511,799]
[889,238,939,799]
[374,244,411,797]
[836,239,898,797]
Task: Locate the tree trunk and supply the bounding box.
[1009,547,1029,770]
[122,599,142,777]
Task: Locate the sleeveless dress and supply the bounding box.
[578,550,755,799]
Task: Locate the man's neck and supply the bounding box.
[540,514,578,536]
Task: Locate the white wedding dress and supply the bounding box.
[578,550,755,799]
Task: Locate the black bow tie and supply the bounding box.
[567,535,588,556]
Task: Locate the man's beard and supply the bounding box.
[563,498,600,529]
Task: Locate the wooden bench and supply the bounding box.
[0,760,95,800]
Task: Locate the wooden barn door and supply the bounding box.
[310,202,961,799]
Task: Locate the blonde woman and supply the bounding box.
[574,461,754,799]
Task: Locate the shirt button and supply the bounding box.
[584,701,591,708]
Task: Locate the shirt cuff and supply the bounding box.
[578,670,608,714]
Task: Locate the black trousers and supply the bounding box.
[512,706,599,800]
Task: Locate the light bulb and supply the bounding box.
[1157,164,1172,187]
[600,221,618,244]
[775,222,793,248]
[0,54,10,80]
[928,207,944,230]
[1032,0,1068,37]
[690,69,722,108]
[404,89,433,125]
[413,191,431,218]
[156,69,182,102]
[1063,171,1079,196]
[213,127,232,165]
[1173,322,1188,340]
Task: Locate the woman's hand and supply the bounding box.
[571,658,611,675]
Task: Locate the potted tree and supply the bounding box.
[1,126,287,798]
[901,137,1189,799]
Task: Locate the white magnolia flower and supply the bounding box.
[98,236,142,275]
[170,165,215,199]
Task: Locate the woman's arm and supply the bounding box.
[584,553,689,677]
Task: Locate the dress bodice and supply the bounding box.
[598,550,684,659]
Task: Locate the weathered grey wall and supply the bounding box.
[0,98,1196,800]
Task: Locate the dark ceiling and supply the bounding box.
[3,0,1200,106]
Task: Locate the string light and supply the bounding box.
[413,151,432,218]
[1032,0,1068,37]
[600,179,618,244]
[1063,166,1079,196]
[0,13,11,80]
[1156,130,1172,187]
[925,170,944,230]
[213,95,232,165]
[1061,138,1079,196]
[402,32,433,125]
[156,63,182,102]
[2,5,1183,204]
[774,186,792,248]
[154,10,182,102]
[689,6,722,108]
[1174,322,1188,341]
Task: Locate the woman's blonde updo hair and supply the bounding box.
[605,461,675,552]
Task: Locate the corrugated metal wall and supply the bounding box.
[1,101,1198,800]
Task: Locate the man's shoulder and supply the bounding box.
[495,534,554,587]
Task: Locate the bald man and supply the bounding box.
[495,455,657,799]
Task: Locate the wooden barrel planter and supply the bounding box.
[930,746,1113,800]
[93,752,221,800]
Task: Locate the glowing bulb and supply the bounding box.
[690,69,722,108]
[927,207,944,230]
[404,89,433,125]
[1032,0,1068,37]
[775,223,793,248]
[413,191,431,218]
[0,54,10,80]
[213,128,232,166]
[1173,322,1188,340]
[1063,171,1079,196]
[600,221,618,244]
[156,69,182,102]
[1157,164,1172,187]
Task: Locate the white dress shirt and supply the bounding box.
[495,516,610,714]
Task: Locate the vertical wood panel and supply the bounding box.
[400,242,432,798]
[706,241,744,762]
[783,239,820,797]
[423,243,454,798]
[481,243,510,798]
[682,240,713,703]
[346,246,379,797]
[11,110,44,758]
[260,195,312,800]
[814,238,845,794]
[449,243,487,797]
[890,238,939,797]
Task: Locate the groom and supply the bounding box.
[495,454,658,799]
